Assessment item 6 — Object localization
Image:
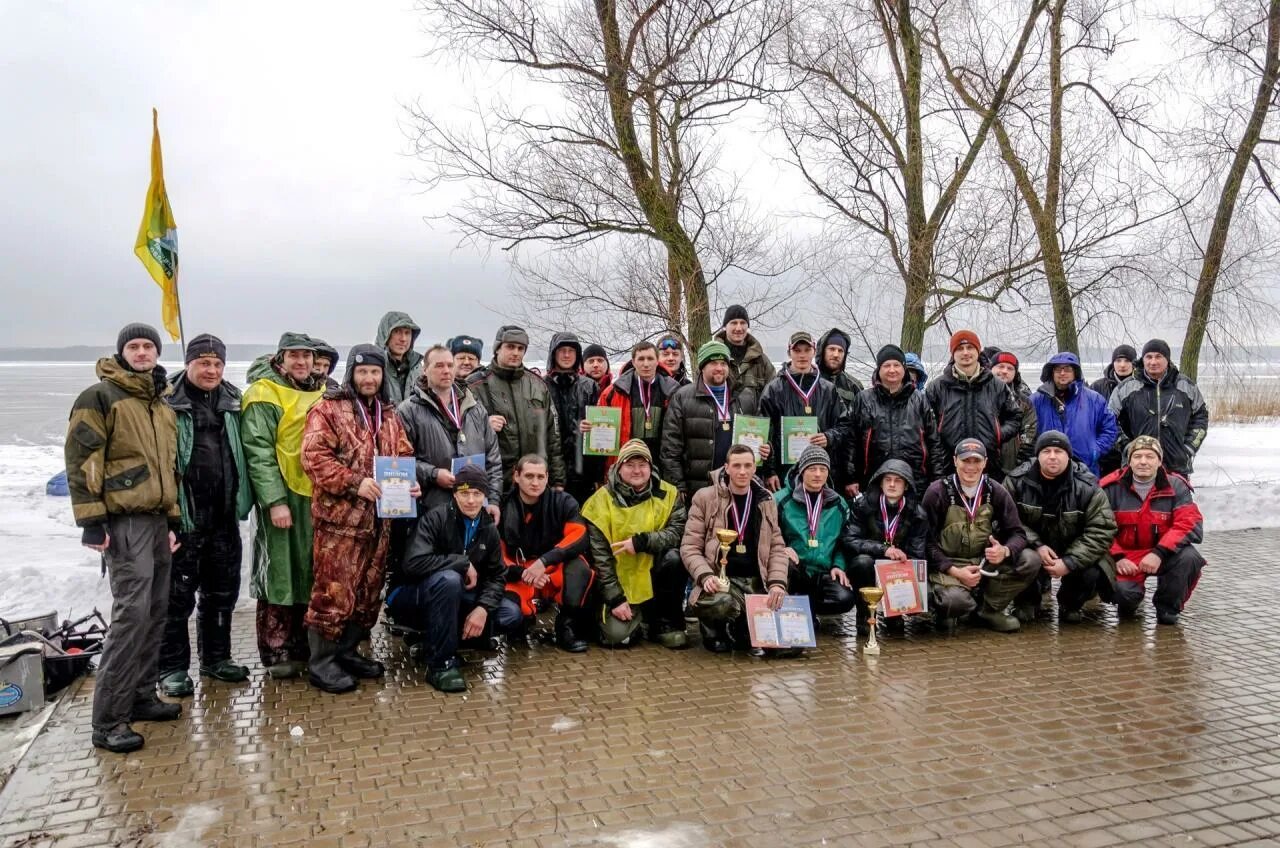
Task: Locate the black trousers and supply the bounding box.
[1114,547,1204,615]
[788,565,858,616]
[158,519,242,675]
[1054,563,1113,613]
[387,570,523,670]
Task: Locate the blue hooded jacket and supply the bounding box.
[1031,352,1119,475]
[904,353,928,393]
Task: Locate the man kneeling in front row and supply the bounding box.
[389,464,522,692]
[582,439,689,649]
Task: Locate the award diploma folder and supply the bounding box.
[873,559,929,616]
[583,406,622,456]
[744,594,817,648]
[731,415,770,465]
[375,456,417,519]
[780,416,818,465]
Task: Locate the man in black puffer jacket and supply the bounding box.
[758,331,850,491]
[846,459,929,633]
[1108,339,1208,477]
[924,330,1023,481]
[545,332,601,504]
[848,345,945,495]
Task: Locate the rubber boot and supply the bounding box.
[307,630,358,694]
[699,620,732,653]
[336,624,385,679]
[554,611,589,653]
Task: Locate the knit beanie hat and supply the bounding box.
[450,335,483,359]
[876,344,906,368]
[454,463,488,491]
[722,304,749,327]
[117,323,162,356]
[493,325,530,349]
[824,331,849,351]
[1126,435,1163,463]
[697,340,731,368]
[1141,339,1171,360]
[1111,344,1138,364]
[949,330,981,355]
[1035,429,1072,458]
[184,333,226,365]
[994,351,1019,369]
[795,445,831,475]
[583,343,608,362]
[617,439,652,465]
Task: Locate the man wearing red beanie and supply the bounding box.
[925,330,1023,481]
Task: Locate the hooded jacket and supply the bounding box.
[1108,364,1208,475]
[757,368,850,480]
[65,356,181,529]
[397,376,502,512]
[904,353,928,393]
[466,354,567,489]
[1099,465,1202,576]
[713,327,776,393]
[995,364,1039,476]
[1089,362,1133,401]
[924,364,1024,479]
[774,466,854,579]
[1004,458,1117,579]
[546,332,601,482]
[166,370,252,533]
[376,311,424,405]
[680,472,789,602]
[581,464,686,609]
[658,373,760,498]
[816,327,866,413]
[395,501,506,612]
[848,374,946,489]
[301,351,415,535]
[596,366,681,470]
[1031,352,1119,476]
[846,459,929,561]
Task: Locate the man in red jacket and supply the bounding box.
[1099,435,1204,626]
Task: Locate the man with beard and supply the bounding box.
[241,333,326,678]
[300,345,417,692]
[1100,436,1205,625]
[582,440,689,649]
[657,334,691,386]
[1004,431,1117,624]
[582,343,614,392]
[922,439,1034,633]
[309,338,340,391]
[659,341,767,501]
[398,344,502,516]
[847,344,945,496]
[816,328,865,413]
[499,455,594,652]
[1090,344,1137,475]
[1031,353,1118,477]
[759,331,849,491]
[157,334,252,699]
[846,459,930,633]
[546,332,602,504]
[66,323,182,753]
[596,341,681,469]
[467,325,567,490]
[925,331,1023,481]
[392,464,522,692]
[448,335,484,382]
[713,305,776,394]
[1109,339,1209,477]
[988,350,1039,476]
[375,311,424,404]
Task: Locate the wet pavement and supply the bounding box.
[1,528,1279,847]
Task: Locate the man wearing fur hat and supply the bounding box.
[1099,436,1204,625]
[925,330,1024,481]
[1108,339,1209,476]
[582,439,689,649]
[466,325,567,490]
[300,344,418,693]
[66,323,182,752]
[712,304,776,393]
[447,334,483,381]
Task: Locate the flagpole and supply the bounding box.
[174,278,187,357]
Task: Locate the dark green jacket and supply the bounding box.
[1004,460,1117,575]
[466,362,567,489]
[713,328,776,394]
[167,372,252,532]
[774,478,851,578]
[377,310,424,404]
[65,357,180,528]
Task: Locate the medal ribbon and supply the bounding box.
[880,495,903,545]
[638,377,654,421]
[356,398,383,474]
[441,386,463,431]
[784,371,818,410]
[953,474,987,523]
[728,489,753,541]
[708,385,731,425]
[804,490,823,542]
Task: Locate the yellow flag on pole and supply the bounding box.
[134,108,181,341]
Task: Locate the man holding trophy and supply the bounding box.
[680,445,791,653]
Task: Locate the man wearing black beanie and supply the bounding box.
[1090,344,1138,474]
[712,304,775,393]
[847,343,945,491]
[1108,339,1209,476]
[66,323,182,752]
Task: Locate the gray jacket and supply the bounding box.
[397,379,502,512]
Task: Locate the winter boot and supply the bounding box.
[92,723,144,754]
[554,611,589,653]
[158,670,194,698]
[336,624,385,679]
[131,691,181,722]
[199,659,250,683]
[306,630,358,694]
[699,621,732,653]
[1155,608,1180,626]
[975,605,1021,633]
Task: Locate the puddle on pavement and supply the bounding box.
[578,822,707,847]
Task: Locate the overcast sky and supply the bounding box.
[1,1,510,348]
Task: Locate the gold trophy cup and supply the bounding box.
[859,586,885,656]
[713,528,738,593]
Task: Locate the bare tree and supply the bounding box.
[1175,0,1280,380]
[778,0,1051,351]
[407,0,792,348]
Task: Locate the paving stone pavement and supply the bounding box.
[1,528,1279,848]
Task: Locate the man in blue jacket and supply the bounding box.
[1031,352,1118,477]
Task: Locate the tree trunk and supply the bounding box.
[1182,0,1280,381]
[897,0,930,352]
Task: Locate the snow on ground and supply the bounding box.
[0,423,1276,620]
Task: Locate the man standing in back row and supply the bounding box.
[713,305,775,394]
[1108,339,1208,477]
[926,330,1023,481]
[66,323,182,753]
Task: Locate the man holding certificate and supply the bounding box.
[758,331,849,492]
[301,344,417,693]
[846,459,930,633]
[773,446,858,621]
[596,341,682,470]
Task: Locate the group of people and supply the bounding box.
[65,306,1210,753]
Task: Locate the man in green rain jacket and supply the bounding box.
[241,333,325,677]
[376,311,424,404]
